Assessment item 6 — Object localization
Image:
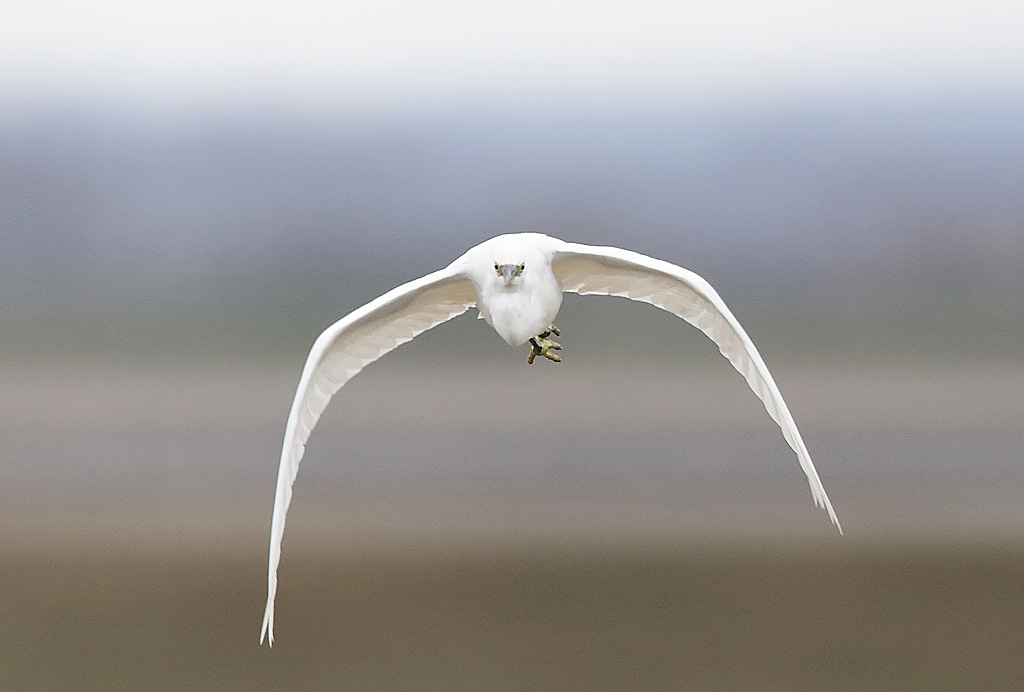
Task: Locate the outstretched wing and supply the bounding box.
[551,241,841,533]
[261,266,476,645]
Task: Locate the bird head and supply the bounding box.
[494,260,526,287]
[458,232,559,296]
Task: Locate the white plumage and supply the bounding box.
[260,232,841,645]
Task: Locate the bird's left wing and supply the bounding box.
[261,265,476,645]
[551,241,841,533]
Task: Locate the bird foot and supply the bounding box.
[527,325,562,364]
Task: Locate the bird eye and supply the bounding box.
[494,263,500,274]
[518,263,525,272]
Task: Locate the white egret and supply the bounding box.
[260,232,841,645]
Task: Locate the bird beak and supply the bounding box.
[499,264,521,285]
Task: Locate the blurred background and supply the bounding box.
[1,1,1022,689]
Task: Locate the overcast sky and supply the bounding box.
[3,1,1022,108]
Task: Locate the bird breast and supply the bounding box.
[480,275,562,346]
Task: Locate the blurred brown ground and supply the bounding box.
[0,358,1021,690]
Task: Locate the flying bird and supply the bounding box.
[260,232,841,645]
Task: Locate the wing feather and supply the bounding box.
[261,266,476,645]
[552,242,841,533]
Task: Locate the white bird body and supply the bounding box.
[462,233,564,345]
[260,232,841,646]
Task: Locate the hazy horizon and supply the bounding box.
[3,90,1022,357]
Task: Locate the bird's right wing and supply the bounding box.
[551,241,841,533]
[261,265,476,645]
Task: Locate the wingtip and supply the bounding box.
[260,608,274,647]
[832,513,844,536]
[808,482,843,536]
[811,488,843,536]
[823,500,843,536]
